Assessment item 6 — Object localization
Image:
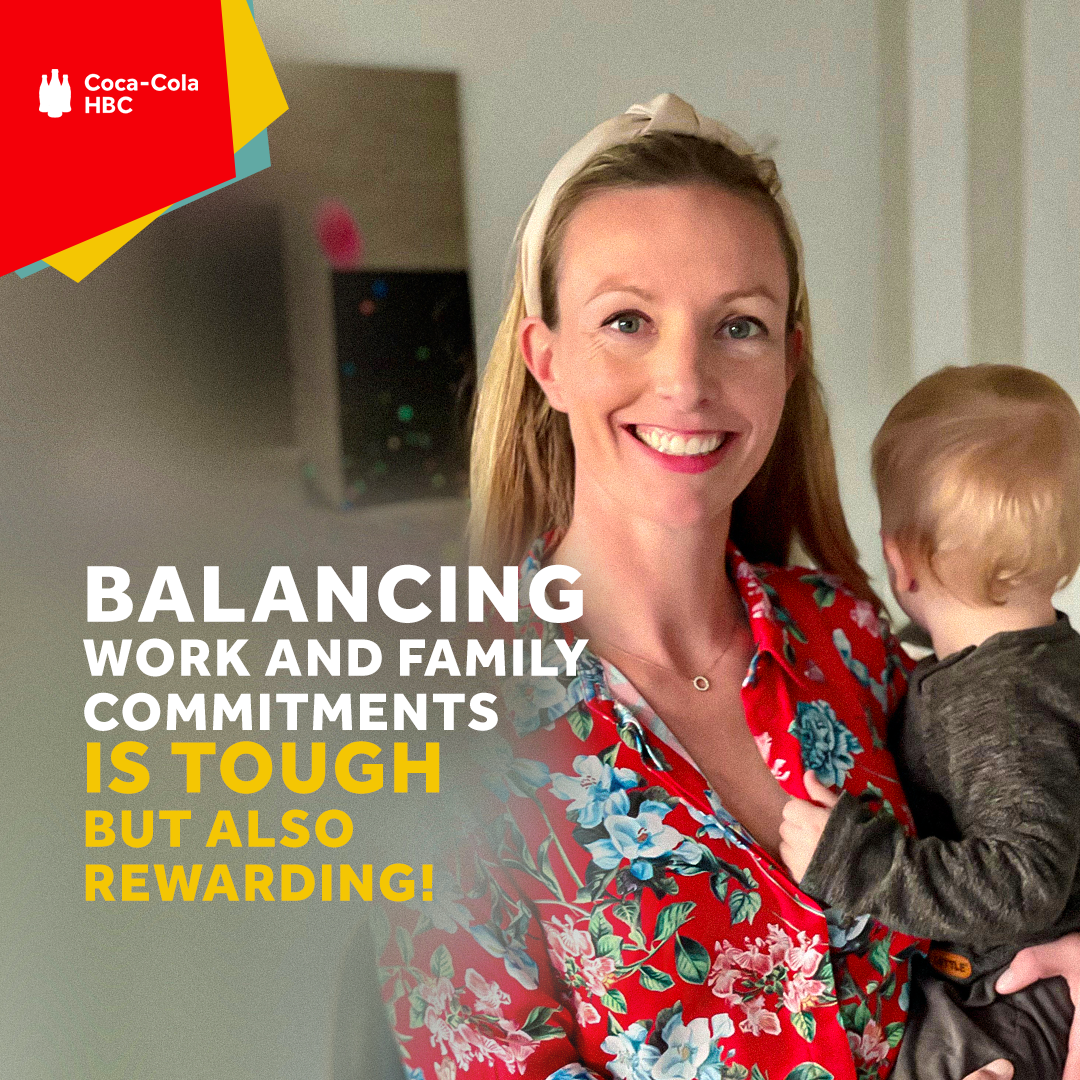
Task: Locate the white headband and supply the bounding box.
[518,92,806,320]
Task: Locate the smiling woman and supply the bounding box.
[520,183,795,527]
[375,94,1069,1080]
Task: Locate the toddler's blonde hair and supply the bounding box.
[872,364,1080,604]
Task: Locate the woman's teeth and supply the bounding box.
[634,426,724,456]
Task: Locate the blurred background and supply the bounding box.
[0,0,1077,1077]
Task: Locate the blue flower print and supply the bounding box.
[475,734,551,801]
[504,670,572,735]
[586,800,702,880]
[654,1012,712,1079]
[405,867,471,933]
[600,1020,661,1080]
[550,754,641,827]
[788,699,864,788]
[404,1068,426,1080]
[824,906,872,951]
[684,788,751,850]
[546,1067,598,1080]
[469,922,540,990]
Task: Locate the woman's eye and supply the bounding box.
[723,317,764,340]
[605,313,644,335]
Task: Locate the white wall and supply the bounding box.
[1024,0,1080,617]
[257,0,896,594]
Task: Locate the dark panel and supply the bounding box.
[333,270,475,506]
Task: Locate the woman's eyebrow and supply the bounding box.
[584,282,784,306]
[585,281,657,304]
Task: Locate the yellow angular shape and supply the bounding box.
[222,0,288,152]
[44,204,172,282]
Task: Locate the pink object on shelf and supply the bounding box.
[315,200,364,269]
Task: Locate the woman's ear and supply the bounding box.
[882,535,918,595]
[519,315,568,412]
[785,324,804,390]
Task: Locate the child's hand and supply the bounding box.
[779,770,839,883]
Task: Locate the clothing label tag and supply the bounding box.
[928,948,973,980]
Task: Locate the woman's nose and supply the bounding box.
[652,328,712,409]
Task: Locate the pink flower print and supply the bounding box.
[434,1059,457,1080]
[784,930,826,978]
[543,915,616,997]
[848,1018,891,1065]
[754,732,772,762]
[707,942,746,1005]
[544,914,593,962]
[754,734,792,783]
[739,994,782,1036]
[578,953,617,997]
[491,1020,540,1074]
[782,972,828,1014]
[733,942,773,978]
[464,969,510,1017]
[573,990,602,1027]
[763,924,794,969]
[851,599,882,637]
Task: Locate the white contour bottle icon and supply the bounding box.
[40,68,67,118]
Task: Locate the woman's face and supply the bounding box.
[521,182,800,531]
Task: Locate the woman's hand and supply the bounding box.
[953,934,1080,1080]
[995,933,1080,1080]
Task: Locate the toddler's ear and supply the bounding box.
[882,535,918,595]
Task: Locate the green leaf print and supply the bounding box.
[638,964,675,991]
[613,896,647,950]
[589,905,613,940]
[729,888,762,925]
[395,925,413,965]
[429,944,454,979]
[601,988,628,1013]
[751,1066,769,1080]
[674,934,710,983]
[595,933,623,964]
[522,1006,565,1041]
[885,1021,904,1047]
[407,987,426,1028]
[784,1066,834,1080]
[791,1010,816,1042]
[566,703,593,742]
[653,901,695,943]
[869,936,892,979]
[536,835,561,895]
[852,1002,872,1034]
[599,743,620,767]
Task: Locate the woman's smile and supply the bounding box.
[624,424,739,473]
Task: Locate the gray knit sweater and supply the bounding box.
[801,613,1080,980]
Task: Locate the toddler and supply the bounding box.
[780,364,1080,1078]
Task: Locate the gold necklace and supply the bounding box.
[591,621,740,693]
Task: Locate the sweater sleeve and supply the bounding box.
[800,688,1080,946]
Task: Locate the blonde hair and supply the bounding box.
[469,132,881,608]
[872,364,1080,604]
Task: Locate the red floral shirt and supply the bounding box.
[376,538,923,1080]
